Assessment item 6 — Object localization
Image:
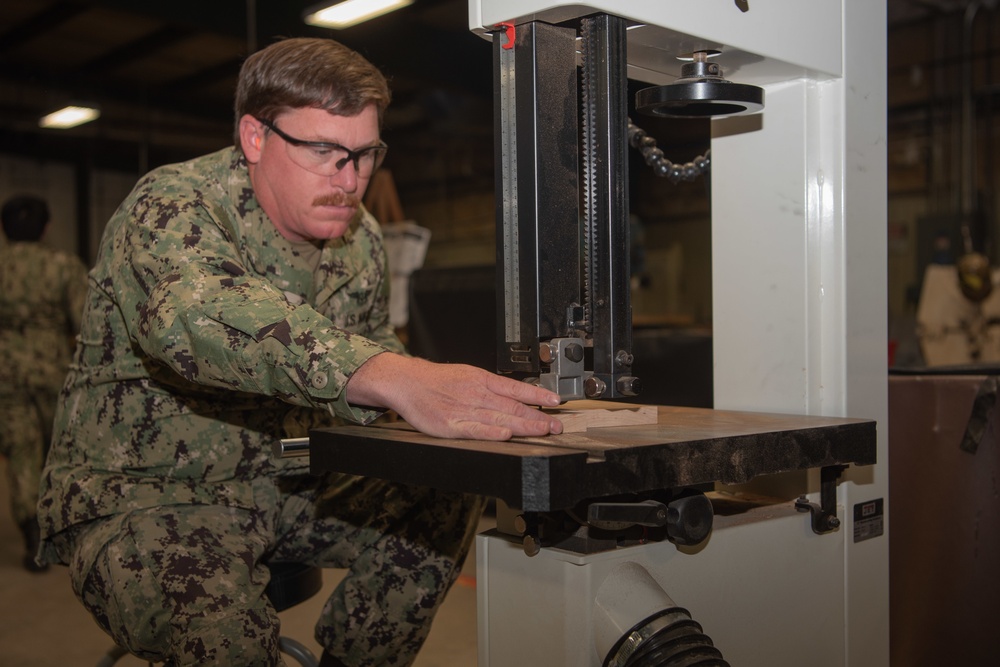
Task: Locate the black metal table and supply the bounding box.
[307,405,877,512]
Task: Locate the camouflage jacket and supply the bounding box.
[0,240,88,397]
[38,147,403,554]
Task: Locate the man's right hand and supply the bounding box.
[344,353,564,441]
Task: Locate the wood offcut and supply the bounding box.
[547,400,659,433]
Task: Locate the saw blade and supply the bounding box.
[580,17,598,337]
[498,35,520,343]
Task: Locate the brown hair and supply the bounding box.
[233,37,390,147]
[1,195,49,242]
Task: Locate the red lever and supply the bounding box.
[497,22,515,50]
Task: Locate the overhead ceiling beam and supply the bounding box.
[85,0,493,99]
[83,0,255,41]
[0,60,234,124]
[73,24,197,77]
[0,0,494,175]
[0,1,88,54]
[163,57,243,95]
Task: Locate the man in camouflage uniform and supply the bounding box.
[0,195,88,573]
[37,37,563,667]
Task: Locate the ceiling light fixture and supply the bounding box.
[39,105,100,129]
[304,0,414,29]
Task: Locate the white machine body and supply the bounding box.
[478,504,848,665]
[470,1,888,666]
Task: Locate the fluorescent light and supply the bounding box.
[304,0,414,29]
[39,106,100,129]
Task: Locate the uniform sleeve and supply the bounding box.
[112,183,388,423]
[353,214,407,355]
[365,264,405,353]
[64,255,90,335]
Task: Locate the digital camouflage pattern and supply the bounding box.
[55,475,484,666]
[0,240,88,525]
[38,146,400,542]
[37,147,479,666]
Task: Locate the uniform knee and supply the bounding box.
[172,607,281,666]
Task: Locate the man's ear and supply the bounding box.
[239,115,264,163]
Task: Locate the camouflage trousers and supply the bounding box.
[0,389,56,525]
[54,473,485,667]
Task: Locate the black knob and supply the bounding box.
[666,493,713,546]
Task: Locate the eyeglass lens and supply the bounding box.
[288,142,386,177]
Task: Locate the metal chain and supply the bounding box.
[627,118,711,183]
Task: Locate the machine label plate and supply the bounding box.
[853,498,884,542]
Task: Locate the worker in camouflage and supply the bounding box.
[37,37,563,667]
[0,194,88,573]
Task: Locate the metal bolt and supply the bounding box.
[565,343,584,363]
[538,342,555,364]
[585,376,607,398]
[616,376,642,397]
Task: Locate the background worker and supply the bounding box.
[37,37,562,667]
[0,194,88,572]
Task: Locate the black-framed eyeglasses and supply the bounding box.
[256,117,388,178]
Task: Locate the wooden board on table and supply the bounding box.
[547,400,659,433]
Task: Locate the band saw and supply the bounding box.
[292,2,889,665]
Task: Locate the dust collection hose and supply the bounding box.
[594,562,729,667]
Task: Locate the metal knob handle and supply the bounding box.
[274,437,310,459]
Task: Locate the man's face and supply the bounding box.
[243,105,381,243]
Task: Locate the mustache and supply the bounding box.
[312,192,361,208]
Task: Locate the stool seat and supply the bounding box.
[266,561,324,612]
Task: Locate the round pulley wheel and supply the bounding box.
[636,80,764,118]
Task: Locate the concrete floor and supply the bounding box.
[0,459,482,666]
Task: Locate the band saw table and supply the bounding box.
[299,404,877,666]
[305,404,875,516]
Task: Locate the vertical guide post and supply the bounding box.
[493,22,580,377]
[495,28,523,358]
[581,15,634,397]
